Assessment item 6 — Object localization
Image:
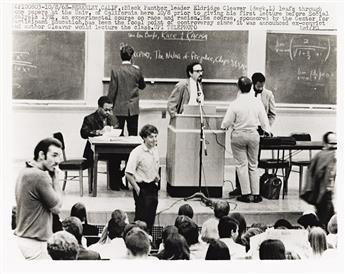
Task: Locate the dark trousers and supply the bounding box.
[88,156,122,189]
[117,115,138,136]
[316,191,334,232]
[133,182,159,234]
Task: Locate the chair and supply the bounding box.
[258,154,290,199]
[53,132,91,197]
[289,133,312,195]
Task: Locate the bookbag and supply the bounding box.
[260,172,282,200]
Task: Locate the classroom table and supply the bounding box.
[89,136,142,197]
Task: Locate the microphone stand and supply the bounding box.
[184,91,213,207]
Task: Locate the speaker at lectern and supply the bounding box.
[166,104,226,198]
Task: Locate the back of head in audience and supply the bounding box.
[274,218,293,230]
[70,202,87,224]
[162,225,179,245]
[229,212,247,241]
[62,216,83,244]
[176,216,199,246]
[125,228,151,258]
[178,204,194,219]
[47,231,79,260]
[250,223,267,231]
[214,200,230,219]
[297,212,321,229]
[259,239,286,260]
[134,220,148,233]
[241,227,264,252]
[327,214,337,234]
[205,239,231,260]
[108,215,127,240]
[308,227,327,256]
[218,216,238,240]
[161,233,190,260]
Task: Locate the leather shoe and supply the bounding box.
[229,188,241,197]
[237,195,251,203]
[253,195,263,203]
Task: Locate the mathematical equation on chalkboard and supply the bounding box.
[272,35,335,83]
[13,51,37,89]
[266,33,336,105]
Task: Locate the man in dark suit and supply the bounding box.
[80,96,124,190]
[108,45,146,136]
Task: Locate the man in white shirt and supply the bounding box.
[167,62,204,119]
[125,124,160,234]
[218,216,246,259]
[221,76,270,203]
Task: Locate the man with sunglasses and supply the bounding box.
[80,96,123,190]
[167,61,204,119]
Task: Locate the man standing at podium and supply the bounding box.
[221,76,270,203]
[167,61,204,119]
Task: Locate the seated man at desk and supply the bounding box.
[167,61,204,119]
[80,96,125,191]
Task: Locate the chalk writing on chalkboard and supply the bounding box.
[13,31,85,101]
[266,33,336,105]
[105,31,248,80]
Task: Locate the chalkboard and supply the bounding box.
[265,33,336,105]
[104,31,248,80]
[13,31,85,100]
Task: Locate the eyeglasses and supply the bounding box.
[103,108,113,112]
[193,69,204,73]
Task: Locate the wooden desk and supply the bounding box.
[89,136,142,197]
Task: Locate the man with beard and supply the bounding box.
[15,138,63,259]
[167,61,204,119]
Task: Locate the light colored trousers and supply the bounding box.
[16,235,50,260]
[231,130,260,195]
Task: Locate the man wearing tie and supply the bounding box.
[167,61,204,118]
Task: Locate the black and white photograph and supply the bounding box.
[1,0,344,272]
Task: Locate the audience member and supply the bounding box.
[156,233,190,260]
[157,225,179,252]
[178,204,194,219]
[273,219,293,230]
[259,239,286,260]
[241,227,265,252]
[62,217,100,260]
[326,214,337,248]
[89,210,128,259]
[47,231,79,260]
[70,202,98,236]
[125,228,154,259]
[200,200,230,243]
[15,137,63,260]
[250,223,268,231]
[218,216,246,259]
[229,212,247,245]
[308,227,328,257]
[205,239,231,260]
[297,212,321,230]
[301,131,337,229]
[176,216,208,259]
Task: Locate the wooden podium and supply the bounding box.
[166,105,225,198]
